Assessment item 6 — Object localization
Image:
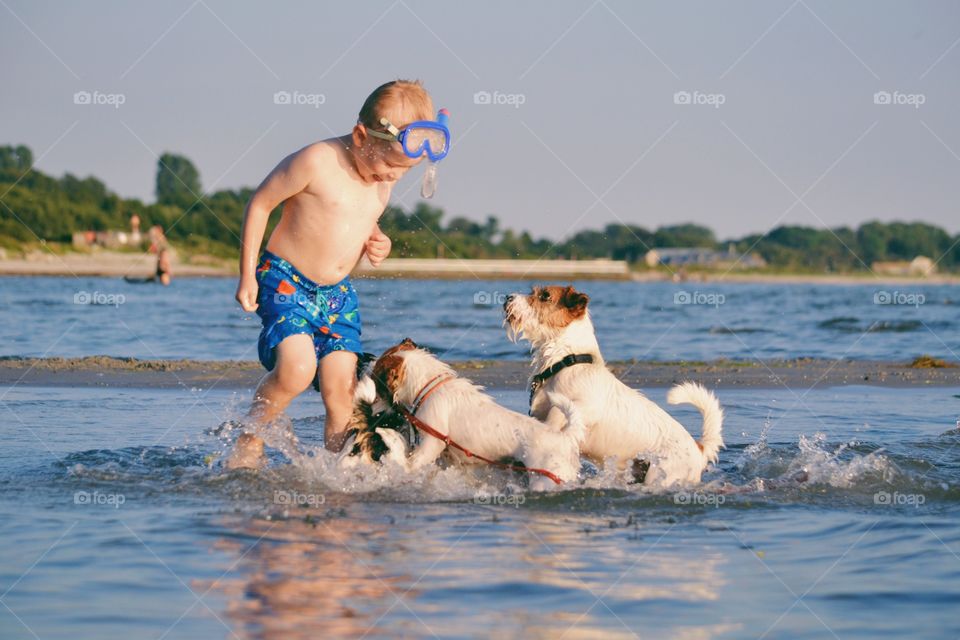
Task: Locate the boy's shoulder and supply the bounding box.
[291,138,343,169]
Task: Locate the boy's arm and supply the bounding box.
[236,146,323,311]
[364,223,392,268]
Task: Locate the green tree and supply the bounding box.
[155,153,202,209]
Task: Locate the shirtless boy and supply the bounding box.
[226,80,448,468]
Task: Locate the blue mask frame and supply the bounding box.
[367,109,450,161]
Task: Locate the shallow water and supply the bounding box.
[0,276,958,361]
[1,383,958,638]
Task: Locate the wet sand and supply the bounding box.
[1,356,957,391]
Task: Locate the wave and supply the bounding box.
[43,416,959,513]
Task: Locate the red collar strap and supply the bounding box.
[396,405,563,485]
[409,373,456,415]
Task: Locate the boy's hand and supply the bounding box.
[365,228,392,267]
[235,276,259,312]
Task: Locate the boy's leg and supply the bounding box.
[317,350,359,452]
[225,333,317,469]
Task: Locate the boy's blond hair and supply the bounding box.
[358,80,434,129]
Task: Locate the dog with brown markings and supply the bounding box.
[504,285,724,486]
[370,338,587,491]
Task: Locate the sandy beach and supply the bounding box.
[2,250,958,284]
[2,355,957,391]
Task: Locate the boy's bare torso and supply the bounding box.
[266,137,390,284]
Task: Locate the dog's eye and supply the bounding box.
[538,290,551,302]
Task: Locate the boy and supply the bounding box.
[226,80,442,469]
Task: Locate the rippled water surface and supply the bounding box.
[0,277,957,361]
[2,383,959,639]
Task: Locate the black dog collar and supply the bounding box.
[529,354,595,409]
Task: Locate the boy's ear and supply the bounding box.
[352,123,367,147]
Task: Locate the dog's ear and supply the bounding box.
[562,286,589,317]
[373,354,405,400]
[400,337,418,349]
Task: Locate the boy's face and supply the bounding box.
[352,133,422,184]
[351,106,430,183]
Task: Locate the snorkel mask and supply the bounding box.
[367,109,450,198]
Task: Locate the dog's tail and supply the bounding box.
[545,391,587,445]
[667,382,724,465]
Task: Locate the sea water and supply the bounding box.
[1,383,958,638]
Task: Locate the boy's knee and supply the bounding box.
[272,354,317,395]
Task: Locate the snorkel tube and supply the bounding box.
[421,108,449,199]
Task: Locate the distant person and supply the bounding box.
[129,213,142,245]
[124,225,172,285]
[154,246,171,285]
[226,79,449,469]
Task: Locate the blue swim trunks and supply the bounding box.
[255,251,362,383]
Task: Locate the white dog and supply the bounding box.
[504,285,724,486]
[337,356,411,470]
[371,338,586,491]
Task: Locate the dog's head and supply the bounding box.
[371,338,452,407]
[503,285,590,344]
[370,338,419,406]
[342,345,417,465]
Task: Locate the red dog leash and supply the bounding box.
[397,375,563,485]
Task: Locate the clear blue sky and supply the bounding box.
[2,0,958,241]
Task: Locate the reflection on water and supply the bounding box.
[205,506,732,639]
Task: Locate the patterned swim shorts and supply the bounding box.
[255,250,362,381]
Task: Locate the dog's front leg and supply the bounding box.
[405,434,448,472]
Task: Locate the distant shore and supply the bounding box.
[1,250,958,284]
[1,356,958,391]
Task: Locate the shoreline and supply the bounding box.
[1,252,958,284]
[2,356,958,391]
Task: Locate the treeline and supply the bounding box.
[1,144,957,271]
